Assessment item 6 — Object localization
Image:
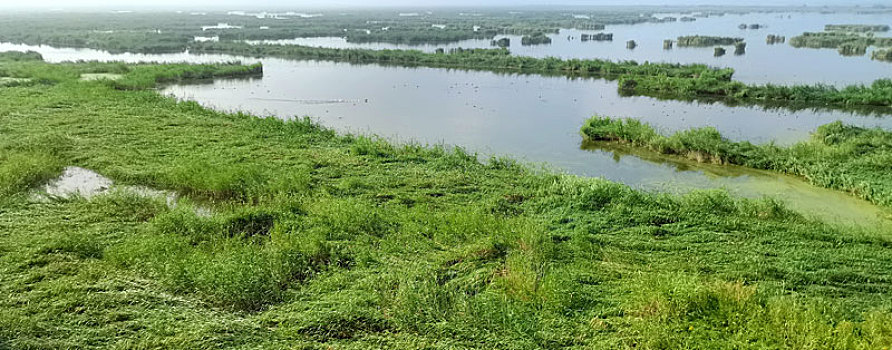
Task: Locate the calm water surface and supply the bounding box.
[2,36,890,224]
[250,12,892,86]
[156,59,892,224]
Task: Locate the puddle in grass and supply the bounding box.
[39,166,211,216]
[0,77,31,86]
[43,167,114,199]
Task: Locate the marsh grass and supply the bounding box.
[582,116,892,207]
[110,62,263,90]
[618,74,892,110]
[2,59,892,348]
[0,150,64,196]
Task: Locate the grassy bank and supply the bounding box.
[617,74,892,109]
[0,50,262,89]
[2,58,892,349]
[581,116,892,208]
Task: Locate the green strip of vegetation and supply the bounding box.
[191,41,730,79]
[676,35,744,47]
[790,32,892,50]
[3,57,892,349]
[825,24,891,32]
[110,62,263,90]
[581,116,892,208]
[0,50,262,89]
[617,74,892,109]
[0,50,43,61]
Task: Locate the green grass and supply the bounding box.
[675,35,743,47]
[192,41,730,80]
[2,58,892,349]
[110,62,263,90]
[825,24,890,33]
[582,116,892,208]
[790,31,892,53]
[618,75,892,109]
[873,49,892,62]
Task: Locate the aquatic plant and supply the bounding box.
[191,41,732,80]
[581,33,613,41]
[617,73,892,109]
[677,35,743,47]
[490,37,510,47]
[582,116,892,207]
[790,32,892,53]
[766,34,786,44]
[825,24,890,32]
[872,49,892,62]
[520,32,552,45]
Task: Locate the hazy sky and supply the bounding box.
[1,0,888,8]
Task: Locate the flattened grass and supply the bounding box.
[1,59,892,348]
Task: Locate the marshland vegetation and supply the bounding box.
[0,10,667,53]
[581,116,892,208]
[3,7,892,349]
[617,74,892,110]
[521,32,552,45]
[676,35,744,47]
[790,26,892,60]
[765,34,785,44]
[3,54,892,349]
[790,32,892,50]
[825,24,890,32]
[581,33,613,41]
[873,48,892,62]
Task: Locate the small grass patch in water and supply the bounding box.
[582,116,892,208]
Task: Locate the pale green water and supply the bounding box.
[585,142,892,227]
